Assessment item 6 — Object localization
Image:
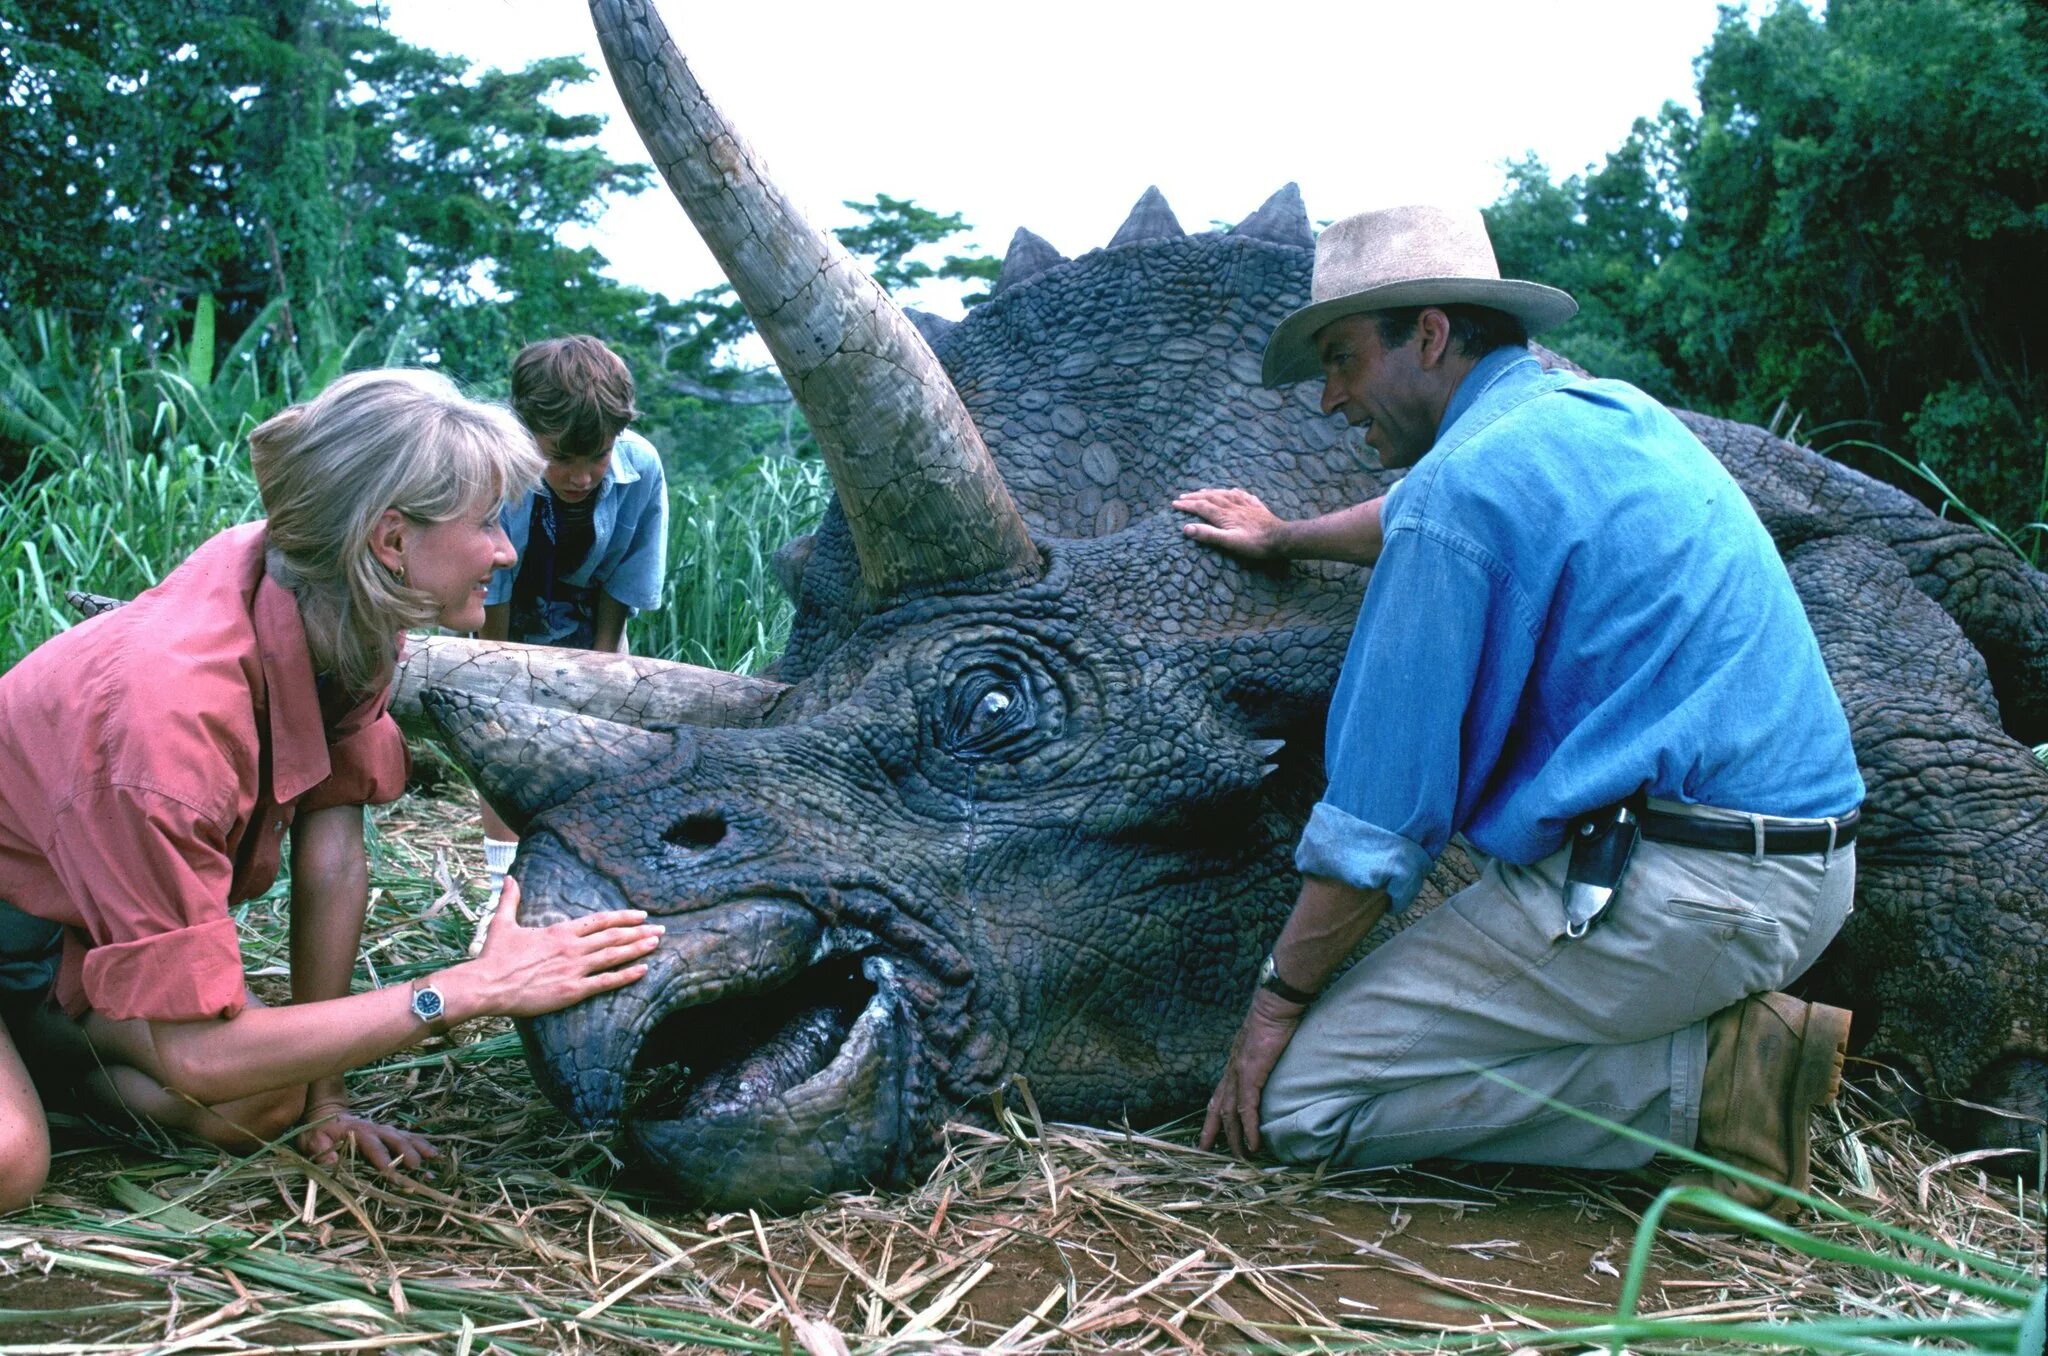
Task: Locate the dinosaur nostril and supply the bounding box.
[664,812,728,850]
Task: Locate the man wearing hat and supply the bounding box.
[1177,205,1865,1213]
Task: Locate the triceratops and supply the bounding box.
[398,0,2048,1209]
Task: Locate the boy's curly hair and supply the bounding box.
[509,336,641,457]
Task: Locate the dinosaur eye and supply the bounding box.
[943,668,1035,761]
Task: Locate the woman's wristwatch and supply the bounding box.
[409,976,452,1036]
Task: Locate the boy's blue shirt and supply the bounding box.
[485,430,668,640]
[1295,347,1865,911]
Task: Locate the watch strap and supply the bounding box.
[1259,954,1320,1006]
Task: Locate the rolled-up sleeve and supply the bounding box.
[1298,518,1537,910]
[46,784,247,1022]
[301,714,410,812]
[603,459,668,614]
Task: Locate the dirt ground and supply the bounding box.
[766,1177,1645,1342]
[0,1137,1705,1352]
[2,1106,2038,1354]
[0,1188,1638,1349]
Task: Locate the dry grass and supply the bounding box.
[2,792,2041,1354]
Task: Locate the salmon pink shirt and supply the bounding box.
[0,523,408,1022]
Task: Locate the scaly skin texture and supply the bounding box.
[420,1,2046,1207]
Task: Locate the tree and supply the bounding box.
[1486,104,1694,400]
[0,0,651,380]
[1680,0,2048,527]
[834,194,1001,303]
[1487,0,2048,533]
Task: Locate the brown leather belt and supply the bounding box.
[1638,804,1859,856]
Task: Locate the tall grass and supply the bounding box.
[0,309,826,676]
[0,441,261,665]
[0,302,283,667]
[635,454,830,674]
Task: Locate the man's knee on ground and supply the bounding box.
[1258,1082,1356,1166]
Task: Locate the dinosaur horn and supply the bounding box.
[589,0,1040,597]
[422,690,678,833]
[391,635,787,737]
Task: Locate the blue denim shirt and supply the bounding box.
[485,430,669,645]
[1296,347,1864,910]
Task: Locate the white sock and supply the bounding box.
[474,838,520,957]
[482,837,519,875]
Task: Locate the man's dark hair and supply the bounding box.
[1374,304,1528,358]
[509,335,641,457]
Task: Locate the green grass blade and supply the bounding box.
[186,290,216,388]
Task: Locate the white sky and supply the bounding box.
[376,0,1736,319]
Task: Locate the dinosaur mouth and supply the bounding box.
[511,840,917,1209]
[622,933,901,1125]
[620,930,911,1209]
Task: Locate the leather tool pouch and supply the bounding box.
[1562,802,1640,938]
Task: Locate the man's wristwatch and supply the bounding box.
[1257,953,1319,1006]
[409,976,452,1036]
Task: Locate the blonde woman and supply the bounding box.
[0,370,662,1212]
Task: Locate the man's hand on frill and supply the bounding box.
[1174,488,1291,560]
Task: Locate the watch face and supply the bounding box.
[412,986,445,1021]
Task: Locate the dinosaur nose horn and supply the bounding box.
[591,0,1041,599]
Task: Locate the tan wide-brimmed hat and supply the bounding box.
[1261,204,1578,387]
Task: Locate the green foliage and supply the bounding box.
[834,193,1003,304]
[0,0,650,396]
[1486,109,1694,401]
[1488,0,2048,538]
[0,301,352,667]
[633,455,831,674]
[0,440,259,667]
[355,49,653,377]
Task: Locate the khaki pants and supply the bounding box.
[1259,806,1855,1170]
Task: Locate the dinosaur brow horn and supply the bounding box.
[589,0,1041,598]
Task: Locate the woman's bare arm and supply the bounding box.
[148,880,657,1105]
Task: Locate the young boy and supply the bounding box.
[477,337,668,901]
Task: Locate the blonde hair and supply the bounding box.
[248,369,544,694]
